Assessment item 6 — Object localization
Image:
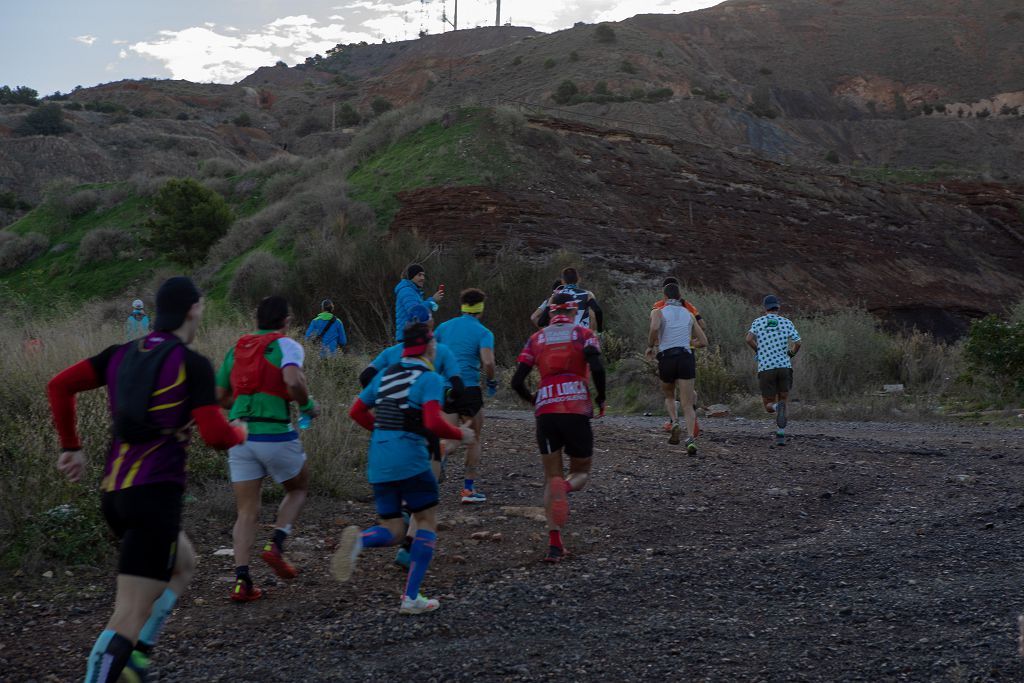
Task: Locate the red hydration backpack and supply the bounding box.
[229,333,290,401]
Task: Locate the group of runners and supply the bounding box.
[47,265,801,682]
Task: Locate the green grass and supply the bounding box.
[347,109,513,228]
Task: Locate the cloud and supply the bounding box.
[74,35,98,46]
[129,1,724,84]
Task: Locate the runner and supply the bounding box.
[647,282,709,454]
[394,263,445,340]
[652,277,706,434]
[535,268,603,330]
[333,323,475,614]
[46,277,246,683]
[529,280,563,328]
[125,299,150,339]
[745,295,802,446]
[358,303,462,568]
[216,295,318,602]
[510,292,606,563]
[434,288,497,504]
[304,298,347,357]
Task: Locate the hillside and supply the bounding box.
[1,1,1023,334]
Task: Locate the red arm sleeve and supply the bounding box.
[423,400,464,440]
[47,360,103,451]
[191,405,245,451]
[348,398,375,432]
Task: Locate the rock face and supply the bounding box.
[392,116,1024,335]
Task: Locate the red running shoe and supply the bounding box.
[543,545,569,563]
[549,477,569,527]
[230,578,263,603]
[261,544,298,580]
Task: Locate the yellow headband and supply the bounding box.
[461,302,485,314]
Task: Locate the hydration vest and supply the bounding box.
[229,333,291,423]
[373,363,430,437]
[113,335,183,443]
[536,323,590,379]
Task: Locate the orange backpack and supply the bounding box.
[229,333,290,401]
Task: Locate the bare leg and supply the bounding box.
[106,575,169,642]
[464,412,484,481]
[566,456,592,492]
[167,532,196,597]
[661,382,678,422]
[231,479,262,568]
[275,462,309,530]
[677,378,697,437]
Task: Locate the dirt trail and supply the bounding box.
[4,412,1024,682]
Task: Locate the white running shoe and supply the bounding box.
[330,526,362,582]
[400,593,440,615]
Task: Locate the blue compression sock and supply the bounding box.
[464,478,474,491]
[85,630,133,683]
[361,526,395,548]
[138,588,178,648]
[403,529,437,600]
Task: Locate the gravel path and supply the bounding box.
[4,412,1024,682]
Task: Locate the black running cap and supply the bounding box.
[154,277,201,331]
[321,299,334,311]
[406,263,425,279]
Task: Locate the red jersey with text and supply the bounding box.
[517,321,600,417]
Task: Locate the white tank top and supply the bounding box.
[658,302,693,353]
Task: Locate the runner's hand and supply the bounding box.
[459,426,476,445]
[57,450,86,483]
[596,394,606,418]
[306,401,321,418]
[230,419,249,441]
[433,289,445,302]
[486,379,499,397]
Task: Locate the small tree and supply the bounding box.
[544,58,556,70]
[145,178,233,266]
[552,80,578,105]
[593,81,609,96]
[337,102,361,126]
[0,85,39,105]
[232,112,252,127]
[620,60,637,74]
[824,150,840,164]
[965,315,1024,397]
[594,24,616,43]
[16,103,70,136]
[371,97,393,115]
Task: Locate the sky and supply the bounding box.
[0,0,722,95]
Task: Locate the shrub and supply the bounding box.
[232,112,252,127]
[228,251,288,308]
[630,88,646,101]
[64,189,100,217]
[144,178,234,266]
[0,232,48,272]
[63,101,83,111]
[552,80,579,105]
[0,85,39,105]
[296,114,327,137]
[16,103,70,136]
[594,24,616,43]
[594,81,609,96]
[176,112,190,120]
[646,87,673,103]
[569,51,579,62]
[512,56,522,66]
[337,102,360,126]
[200,157,240,178]
[544,58,556,70]
[77,228,135,265]
[371,97,393,115]
[964,315,1024,397]
[825,150,840,164]
[620,60,636,74]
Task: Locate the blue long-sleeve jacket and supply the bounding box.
[394,279,437,340]
[305,312,347,356]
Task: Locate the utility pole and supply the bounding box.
[331,102,336,132]
[442,0,457,31]
[495,0,500,26]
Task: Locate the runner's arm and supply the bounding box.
[359,365,378,388]
[47,359,105,450]
[480,347,496,381]
[423,400,464,440]
[647,309,661,350]
[745,332,758,352]
[585,347,606,406]
[186,352,245,449]
[691,322,709,349]
[348,398,375,431]
[788,341,802,357]
[510,362,535,404]
[589,296,604,332]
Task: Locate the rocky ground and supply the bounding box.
[4,410,1024,682]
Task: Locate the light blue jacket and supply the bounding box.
[394,279,438,340]
[125,311,150,339]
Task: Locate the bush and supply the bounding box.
[232,112,252,127]
[646,87,673,103]
[337,102,361,126]
[594,81,609,96]
[544,58,557,70]
[595,24,616,43]
[0,85,39,105]
[77,228,135,265]
[16,103,70,136]
[964,315,1024,397]
[620,60,637,74]
[0,232,48,272]
[552,80,579,105]
[200,157,240,178]
[371,97,393,115]
[144,178,234,266]
[825,150,840,164]
[228,251,288,308]
[569,51,579,62]
[512,56,522,66]
[296,115,327,137]
[63,101,83,111]
[630,88,646,101]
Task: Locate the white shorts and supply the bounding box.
[228,438,306,484]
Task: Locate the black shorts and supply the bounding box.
[758,367,793,398]
[657,347,696,382]
[101,483,183,582]
[536,414,593,459]
[444,386,483,418]
[372,470,440,518]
